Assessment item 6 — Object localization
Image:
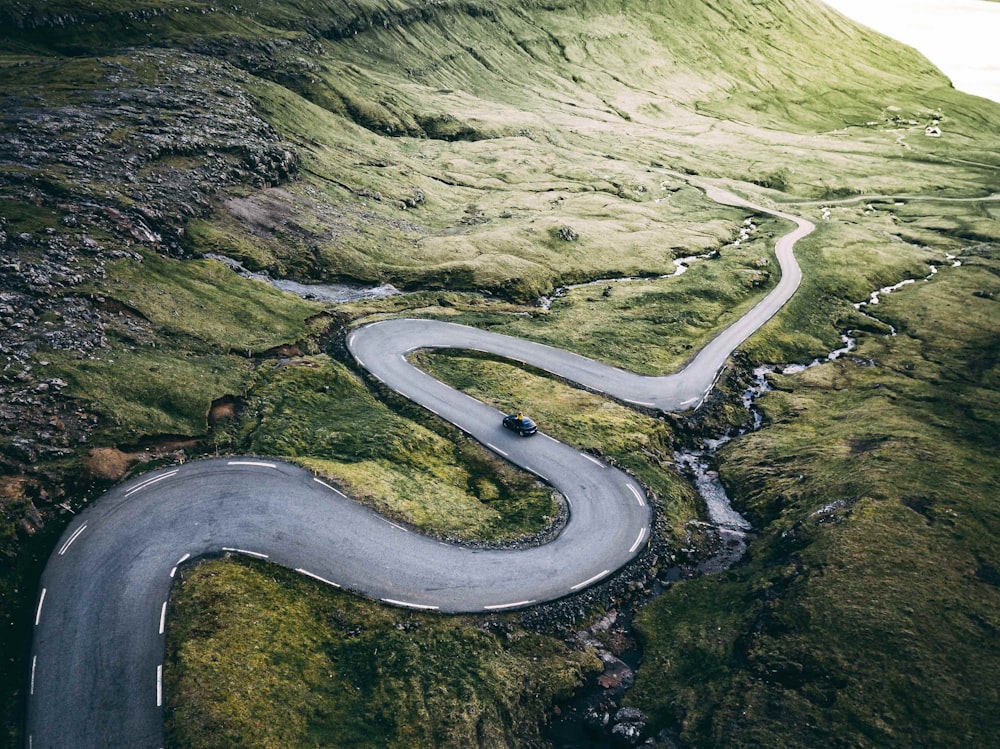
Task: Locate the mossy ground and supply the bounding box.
[165,556,600,749]
[238,355,559,542]
[2,0,999,746]
[629,245,1000,748]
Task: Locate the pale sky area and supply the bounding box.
[822,0,1000,103]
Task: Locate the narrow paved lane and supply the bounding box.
[26,178,811,748]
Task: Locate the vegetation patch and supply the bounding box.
[165,556,601,749]
[239,355,559,542]
[629,246,1000,747]
[412,351,698,540]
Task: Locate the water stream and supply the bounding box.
[205,253,403,303]
[547,253,963,747]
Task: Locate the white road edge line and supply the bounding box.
[483,600,535,611]
[156,665,162,707]
[170,552,190,580]
[570,569,610,591]
[58,523,88,555]
[629,529,647,554]
[626,484,646,507]
[295,568,341,588]
[486,442,509,457]
[313,477,346,497]
[226,461,277,469]
[524,466,549,482]
[30,655,36,695]
[34,588,46,626]
[222,547,269,559]
[385,520,409,533]
[125,470,178,496]
[348,333,356,347]
[127,470,178,493]
[581,453,604,468]
[382,598,439,611]
[625,399,655,407]
[426,407,440,416]
[680,397,697,407]
[356,357,366,368]
[159,602,167,635]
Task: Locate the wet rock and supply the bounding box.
[615,707,646,724]
[557,224,579,241]
[611,720,645,747]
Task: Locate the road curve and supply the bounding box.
[26,178,810,748]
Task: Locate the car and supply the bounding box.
[502,412,538,436]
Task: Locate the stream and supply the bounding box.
[546,255,951,748]
[206,253,402,303]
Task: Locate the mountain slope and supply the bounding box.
[1,0,999,747]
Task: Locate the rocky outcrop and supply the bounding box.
[0,47,300,537]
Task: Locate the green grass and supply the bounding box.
[240,355,559,542]
[104,252,324,352]
[415,352,697,538]
[33,252,323,442]
[629,245,1000,747]
[412,350,698,539]
[165,556,601,749]
[43,343,253,440]
[3,0,1000,747]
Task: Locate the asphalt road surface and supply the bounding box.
[25,179,811,748]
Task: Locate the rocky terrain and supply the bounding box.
[0,46,298,501]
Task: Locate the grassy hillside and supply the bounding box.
[631,241,1000,748]
[1,0,999,746]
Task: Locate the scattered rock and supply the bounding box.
[557,224,579,241]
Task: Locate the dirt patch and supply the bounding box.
[82,447,135,482]
[260,342,302,358]
[208,395,240,426]
[226,188,306,235]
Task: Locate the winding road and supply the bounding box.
[26,179,813,748]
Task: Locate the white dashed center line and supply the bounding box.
[30,655,36,695]
[486,443,509,457]
[159,602,167,635]
[156,665,163,707]
[570,569,610,591]
[581,453,604,468]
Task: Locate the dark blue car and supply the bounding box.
[502,412,537,436]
